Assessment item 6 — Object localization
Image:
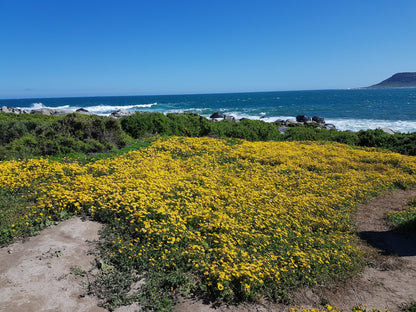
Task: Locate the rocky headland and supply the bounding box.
[367,72,416,88]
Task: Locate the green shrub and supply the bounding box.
[166,113,211,137]
[0,113,129,159]
[357,129,391,148]
[210,119,282,141]
[121,112,172,138]
[57,113,129,148]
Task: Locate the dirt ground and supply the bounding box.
[1,189,415,312]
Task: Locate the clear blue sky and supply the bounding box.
[1,0,415,99]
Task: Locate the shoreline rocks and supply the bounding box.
[0,107,400,134]
[1,106,27,114]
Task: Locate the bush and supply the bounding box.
[211,119,282,141]
[56,113,129,148]
[166,113,211,137]
[120,112,172,138]
[0,113,129,159]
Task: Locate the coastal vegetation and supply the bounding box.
[1,111,416,310]
[1,111,416,160]
[0,112,129,159]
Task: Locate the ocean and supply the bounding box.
[1,88,416,133]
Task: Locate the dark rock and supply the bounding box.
[210,112,225,119]
[296,115,311,123]
[75,108,91,114]
[312,116,325,124]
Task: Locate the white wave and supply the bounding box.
[30,102,44,109]
[325,118,416,133]
[15,102,157,116]
[165,108,206,114]
[54,105,71,110]
[83,103,157,114]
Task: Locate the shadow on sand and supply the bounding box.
[359,230,416,257]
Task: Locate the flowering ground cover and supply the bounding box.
[0,137,415,309]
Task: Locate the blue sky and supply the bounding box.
[1,0,415,99]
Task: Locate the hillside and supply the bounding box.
[367,72,416,88]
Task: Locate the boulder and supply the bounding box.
[381,128,396,135]
[296,115,311,123]
[224,115,236,121]
[30,108,71,116]
[75,108,91,115]
[31,108,55,115]
[54,109,73,116]
[278,126,289,134]
[312,116,325,124]
[285,119,297,125]
[110,109,134,118]
[1,106,26,114]
[210,112,225,119]
[323,123,336,130]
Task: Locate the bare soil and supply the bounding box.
[1,189,416,312]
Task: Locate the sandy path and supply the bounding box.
[0,217,106,312]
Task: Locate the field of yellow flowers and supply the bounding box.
[1,137,415,305]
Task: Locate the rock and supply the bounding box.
[285,119,297,125]
[75,108,91,115]
[312,116,325,124]
[1,106,26,114]
[31,108,55,115]
[323,123,336,130]
[210,112,225,119]
[224,115,236,121]
[54,110,73,116]
[381,128,396,135]
[278,126,289,134]
[110,109,134,118]
[30,108,71,116]
[296,115,311,123]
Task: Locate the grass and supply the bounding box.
[386,198,416,232]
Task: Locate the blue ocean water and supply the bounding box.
[1,89,416,133]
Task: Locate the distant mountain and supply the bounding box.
[367,72,416,88]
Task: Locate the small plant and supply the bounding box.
[70,266,86,277]
[402,301,416,312]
